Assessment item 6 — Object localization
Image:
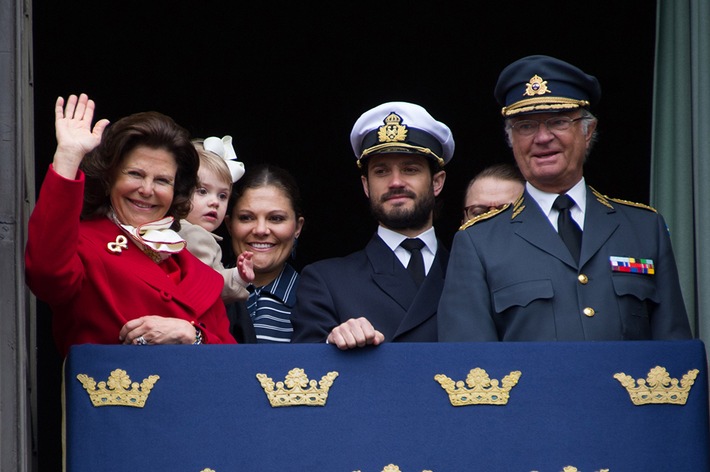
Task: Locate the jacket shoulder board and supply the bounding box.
[607,197,658,213]
[459,203,510,231]
[589,186,657,213]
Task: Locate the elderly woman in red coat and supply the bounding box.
[26,93,236,356]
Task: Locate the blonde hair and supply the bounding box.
[192,139,233,190]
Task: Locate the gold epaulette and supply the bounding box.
[608,197,658,213]
[459,203,510,231]
[590,186,657,213]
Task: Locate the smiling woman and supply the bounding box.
[110,147,177,225]
[24,94,237,356]
[224,163,305,343]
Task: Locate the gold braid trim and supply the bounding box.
[502,97,590,117]
[459,203,510,231]
[608,197,658,213]
[590,186,614,209]
[590,186,657,213]
[358,144,445,169]
[511,194,525,219]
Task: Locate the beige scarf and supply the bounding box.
[109,211,186,262]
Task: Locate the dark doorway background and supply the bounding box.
[32,1,656,469]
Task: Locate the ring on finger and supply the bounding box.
[136,335,148,345]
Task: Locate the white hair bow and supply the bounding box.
[203,135,246,182]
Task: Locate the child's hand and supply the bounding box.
[237,251,255,284]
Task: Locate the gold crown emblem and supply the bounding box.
[435,367,521,406]
[76,369,160,408]
[614,365,699,405]
[524,74,551,96]
[353,465,432,472]
[377,112,408,143]
[531,467,609,472]
[256,368,339,407]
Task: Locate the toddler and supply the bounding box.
[180,135,253,303]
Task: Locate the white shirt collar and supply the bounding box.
[378,225,438,275]
[526,177,586,229]
[378,225,437,255]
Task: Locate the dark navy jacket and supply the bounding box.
[291,233,449,343]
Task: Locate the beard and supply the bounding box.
[369,186,435,231]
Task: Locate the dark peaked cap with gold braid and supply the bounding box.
[495,55,601,117]
[350,101,455,168]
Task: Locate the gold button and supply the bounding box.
[583,307,595,317]
[578,274,589,284]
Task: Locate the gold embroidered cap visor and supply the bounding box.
[358,127,445,168]
[350,101,455,168]
[494,55,601,117]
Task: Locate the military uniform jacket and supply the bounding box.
[25,166,236,356]
[291,233,449,343]
[437,187,691,342]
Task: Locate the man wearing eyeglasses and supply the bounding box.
[438,54,691,342]
[461,163,525,225]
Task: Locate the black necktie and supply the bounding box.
[552,194,582,263]
[400,238,425,287]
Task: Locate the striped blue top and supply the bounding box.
[246,263,299,343]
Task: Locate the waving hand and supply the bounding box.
[52,93,110,179]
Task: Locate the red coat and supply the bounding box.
[25,166,236,356]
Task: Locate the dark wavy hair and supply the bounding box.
[227,163,303,219]
[80,111,198,229]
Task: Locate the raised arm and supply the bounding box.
[52,93,110,179]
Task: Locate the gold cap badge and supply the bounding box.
[524,74,551,96]
[377,112,408,143]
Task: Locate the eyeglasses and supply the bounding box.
[463,204,508,221]
[510,116,588,136]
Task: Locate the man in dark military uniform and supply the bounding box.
[291,101,454,349]
[438,55,692,341]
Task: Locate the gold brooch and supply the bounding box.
[107,235,128,254]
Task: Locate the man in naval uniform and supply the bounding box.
[438,55,692,342]
[291,101,454,349]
